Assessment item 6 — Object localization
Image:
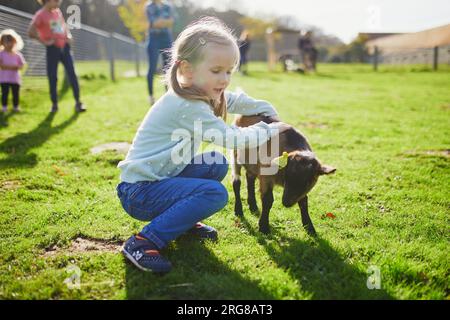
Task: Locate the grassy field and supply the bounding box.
[0,63,448,300]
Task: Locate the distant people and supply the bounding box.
[298,30,318,72]
[238,30,251,75]
[146,0,175,105]
[28,0,86,113]
[0,29,26,113]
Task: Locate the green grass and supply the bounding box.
[0,63,449,300]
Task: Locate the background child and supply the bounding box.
[117,17,290,273]
[28,0,86,113]
[146,0,175,105]
[0,29,26,113]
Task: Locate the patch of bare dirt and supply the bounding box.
[300,122,329,129]
[90,142,130,155]
[44,237,123,257]
[0,180,21,192]
[404,149,450,158]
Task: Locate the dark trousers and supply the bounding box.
[147,33,172,96]
[46,44,80,105]
[1,83,20,107]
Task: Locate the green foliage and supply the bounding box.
[117,0,148,43]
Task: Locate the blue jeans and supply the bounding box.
[147,33,172,96]
[46,44,80,105]
[117,152,229,249]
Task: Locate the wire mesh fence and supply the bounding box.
[0,4,148,85]
[373,45,450,69]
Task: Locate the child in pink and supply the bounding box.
[0,29,26,113]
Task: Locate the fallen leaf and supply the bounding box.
[321,212,336,220]
[52,165,67,176]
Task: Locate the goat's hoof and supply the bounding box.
[259,225,270,234]
[249,204,259,213]
[305,226,317,237]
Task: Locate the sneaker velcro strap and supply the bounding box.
[145,250,160,256]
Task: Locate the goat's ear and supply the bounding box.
[320,165,336,175]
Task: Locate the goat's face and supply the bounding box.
[281,151,336,207]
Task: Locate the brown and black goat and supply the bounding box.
[232,115,336,236]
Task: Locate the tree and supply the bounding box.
[238,16,275,40]
[117,0,148,42]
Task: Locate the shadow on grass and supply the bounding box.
[0,111,17,129]
[0,112,79,168]
[124,237,277,300]
[239,216,393,300]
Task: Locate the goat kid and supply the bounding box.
[232,115,336,236]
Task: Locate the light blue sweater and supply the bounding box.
[118,90,280,183]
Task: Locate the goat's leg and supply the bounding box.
[298,196,317,237]
[259,180,274,234]
[232,152,244,217]
[246,172,259,212]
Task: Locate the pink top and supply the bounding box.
[32,8,68,48]
[0,51,25,85]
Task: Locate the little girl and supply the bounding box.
[117,17,290,273]
[0,29,26,113]
[28,0,86,113]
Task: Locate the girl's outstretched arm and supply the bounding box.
[178,101,290,150]
[226,91,279,117]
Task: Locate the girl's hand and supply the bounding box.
[0,64,19,71]
[42,39,55,46]
[66,31,74,46]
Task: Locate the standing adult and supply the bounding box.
[238,30,251,75]
[146,0,175,105]
[298,30,317,72]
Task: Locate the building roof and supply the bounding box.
[365,24,450,54]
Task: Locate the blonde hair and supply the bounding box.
[165,17,240,121]
[0,29,24,52]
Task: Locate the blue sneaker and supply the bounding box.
[122,234,172,273]
[189,223,218,242]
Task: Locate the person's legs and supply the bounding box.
[147,36,159,97]
[11,84,20,110]
[46,46,60,108]
[172,151,229,240]
[1,83,10,110]
[60,45,80,103]
[178,151,229,182]
[118,176,228,249]
[117,152,229,272]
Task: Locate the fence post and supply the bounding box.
[433,46,439,71]
[373,46,378,71]
[135,43,140,77]
[108,33,115,82]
